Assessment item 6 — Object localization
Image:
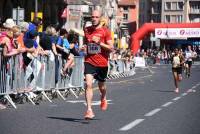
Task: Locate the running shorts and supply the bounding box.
[84,62,108,82]
[172,67,182,75]
[185,61,192,67]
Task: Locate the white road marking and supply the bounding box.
[66,100,85,103]
[173,97,181,101]
[192,86,196,89]
[192,90,196,92]
[66,100,113,106]
[187,89,193,93]
[162,102,173,107]
[144,108,162,117]
[84,100,113,106]
[118,82,200,131]
[108,75,152,84]
[119,119,145,131]
[181,93,188,96]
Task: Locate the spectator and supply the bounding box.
[23,30,42,89]
[0,18,25,57]
[39,26,57,59]
[55,28,74,77]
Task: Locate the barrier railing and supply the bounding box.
[0,48,136,109]
[107,59,135,79]
[0,49,85,108]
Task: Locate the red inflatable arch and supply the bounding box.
[131,23,200,54]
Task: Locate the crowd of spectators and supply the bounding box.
[0,17,84,109]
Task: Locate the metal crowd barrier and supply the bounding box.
[107,59,135,79]
[0,47,136,109]
[0,49,84,108]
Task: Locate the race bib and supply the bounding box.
[87,43,101,54]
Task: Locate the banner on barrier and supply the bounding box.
[135,57,146,67]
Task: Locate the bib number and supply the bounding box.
[87,43,101,54]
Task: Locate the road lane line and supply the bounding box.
[187,89,193,93]
[192,86,196,89]
[181,93,188,96]
[173,97,181,101]
[144,108,162,117]
[108,75,152,84]
[119,119,145,131]
[192,89,196,92]
[162,102,173,107]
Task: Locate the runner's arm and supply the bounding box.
[180,55,185,65]
[100,40,114,52]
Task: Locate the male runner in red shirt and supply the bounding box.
[83,10,114,119]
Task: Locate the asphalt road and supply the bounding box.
[0,64,200,134]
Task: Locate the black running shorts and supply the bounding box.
[185,61,192,67]
[172,67,182,75]
[84,62,108,82]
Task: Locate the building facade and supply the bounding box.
[0,0,66,29]
[161,0,200,23]
[138,0,200,50]
[188,0,200,22]
[118,0,138,36]
[161,0,188,23]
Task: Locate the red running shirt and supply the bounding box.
[84,26,112,67]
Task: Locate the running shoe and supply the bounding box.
[175,88,179,93]
[84,110,95,120]
[100,99,108,111]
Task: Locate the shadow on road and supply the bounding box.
[47,117,100,124]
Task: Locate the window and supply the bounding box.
[152,15,161,22]
[123,6,128,12]
[171,15,176,22]
[177,2,184,10]
[165,15,170,23]
[165,2,171,10]
[154,4,161,13]
[176,15,183,23]
[172,2,177,10]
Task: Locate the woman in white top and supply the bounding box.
[171,48,185,93]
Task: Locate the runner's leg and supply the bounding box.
[98,82,106,101]
[85,74,94,111]
[173,71,179,92]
